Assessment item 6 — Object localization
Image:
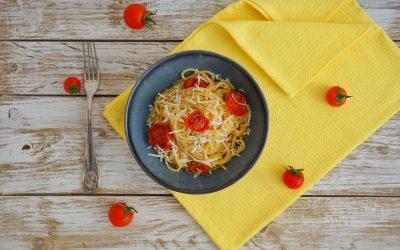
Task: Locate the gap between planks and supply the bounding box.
[1,39,399,43]
[2,193,399,198]
[0,93,119,97]
[0,39,184,43]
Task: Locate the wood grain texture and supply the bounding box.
[0,196,399,249]
[1,0,400,40]
[1,96,399,195]
[0,41,177,95]
[0,0,399,249]
[1,41,400,96]
[0,0,231,41]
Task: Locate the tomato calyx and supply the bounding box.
[143,10,156,28]
[335,86,352,106]
[285,166,304,177]
[67,83,80,94]
[121,203,137,217]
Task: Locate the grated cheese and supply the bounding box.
[169,129,185,134]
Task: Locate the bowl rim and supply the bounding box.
[124,50,269,194]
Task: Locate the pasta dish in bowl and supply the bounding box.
[125,50,268,194]
[147,68,251,176]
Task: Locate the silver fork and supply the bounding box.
[82,42,100,192]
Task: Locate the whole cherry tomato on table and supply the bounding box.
[148,122,173,149]
[283,166,304,189]
[183,77,209,89]
[184,110,210,132]
[187,162,210,175]
[124,3,156,29]
[226,90,248,116]
[326,86,352,107]
[108,202,137,227]
[63,76,81,94]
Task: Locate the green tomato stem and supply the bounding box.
[143,10,156,28]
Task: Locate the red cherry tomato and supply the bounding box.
[226,90,248,116]
[283,166,304,189]
[187,162,210,175]
[326,86,352,107]
[108,202,137,227]
[148,122,173,149]
[63,76,81,94]
[123,3,156,29]
[183,77,209,89]
[184,110,210,132]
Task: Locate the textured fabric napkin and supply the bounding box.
[103,0,400,249]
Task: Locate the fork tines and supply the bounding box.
[83,42,99,81]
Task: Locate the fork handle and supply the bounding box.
[83,94,100,192]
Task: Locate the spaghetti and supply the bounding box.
[147,68,251,175]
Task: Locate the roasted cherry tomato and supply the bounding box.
[183,77,209,89]
[226,90,248,116]
[283,166,304,189]
[108,202,137,227]
[123,3,156,29]
[187,162,210,175]
[184,110,210,132]
[63,76,81,94]
[148,122,173,149]
[326,86,352,107]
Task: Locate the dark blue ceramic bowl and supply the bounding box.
[125,50,268,194]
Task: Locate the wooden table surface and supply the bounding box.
[0,0,399,249]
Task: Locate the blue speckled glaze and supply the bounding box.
[125,50,269,194]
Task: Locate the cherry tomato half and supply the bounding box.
[108,202,137,227]
[283,166,304,189]
[326,86,352,107]
[148,122,173,149]
[123,3,156,30]
[226,90,248,116]
[183,77,209,89]
[184,110,210,132]
[187,162,210,175]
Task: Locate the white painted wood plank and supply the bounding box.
[0,41,177,95]
[0,196,398,249]
[0,0,399,40]
[359,0,400,40]
[0,96,398,195]
[0,0,232,40]
[245,197,400,250]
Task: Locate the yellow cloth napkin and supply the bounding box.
[104,0,400,249]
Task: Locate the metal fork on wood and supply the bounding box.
[82,42,100,192]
